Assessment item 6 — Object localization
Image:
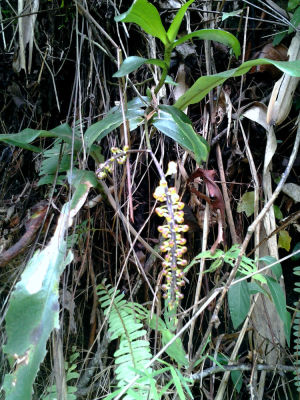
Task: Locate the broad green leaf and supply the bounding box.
[265,276,291,345]
[259,256,282,280]
[172,29,241,58]
[67,168,99,212]
[161,330,189,367]
[175,59,300,110]
[115,0,168,45]
[113,56,167,78]
[167,0,196,42]
[0,129,42,152]
[0,123,83,153]
[152,105,209,164]
[228,280,250,329]
[247,281,268,296]
[84,98,146,148]
[2,203,74,400]
[237,191,255,217]
[278,229,292,251]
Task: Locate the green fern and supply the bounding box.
[293,266,300,392]
[43,346,80,400]
[97,282,154,399]
[38,139,72,186]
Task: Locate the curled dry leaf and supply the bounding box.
[267,34,300,125]
[188,169,226,253]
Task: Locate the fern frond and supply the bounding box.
[97,282,154,399]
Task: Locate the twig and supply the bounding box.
[191,363,297,380]
[216,144,240,244]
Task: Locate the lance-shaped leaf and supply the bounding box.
[115,0,168,45]
[2,170,97,400]
[113,56,168,78]
[172,29,241,58]
[167,0,196,42]
[265,276,291,345]
[0,123,83,153]
[228,280,250,329]
[2,204,72,400]
[175,59,300,110]
[152,105,209,164]
[85,96,147,148]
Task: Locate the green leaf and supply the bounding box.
[167,0,196,42]
[169,366,186,400]
[273,205,283,220]
[161,330,188,367]
[84,97,146,148]
[292,243,300,261]
[152,104,209,164]
[265,276,291,345]
[0,129,43,152]
[165,75,178,85]
[237,191,255,217]
[288,0,299,10]
[289,6,300,32]
[231,370,243,393]
[175,59,300,110]
[0,123,84,153]
[222,9,243,21]
[113,56,167,78]
[67,168,99,212]
[172,29,241,58]
[115,0,168,45]
[259,256,282,280]
[228,280,250,329]
[2,202,76,400]
[247,281,268,296]
[273,31,288,46]
[278,230,292,251]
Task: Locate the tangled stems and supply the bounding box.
[153,163,189,307]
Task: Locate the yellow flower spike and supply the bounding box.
[175,215,184,223]
[111,147,119,154]
[170,192,180,203]
[177,202,185,210]
[123,145,130,152]
[181,225,189,232]
[155,208,164,217]
[159,179,168,188]
[181,246,187,254]
[98,171,107,179]
[166,161,177,176]
[153,191,166,202]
